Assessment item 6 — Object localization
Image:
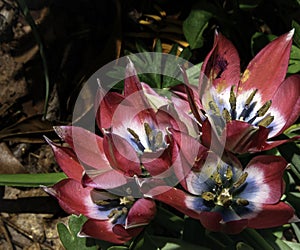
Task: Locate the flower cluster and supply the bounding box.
[44,30,299,243]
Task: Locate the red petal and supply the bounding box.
[82,169,129,189]
[124,60,153,113]
[112,224,143,239]
[245,155,287,204]
[44,179,104,219]
[248,202,295,229]
[237,30,294,102]
[225,121,269,154]
[148,186,202,219]
[141,82,170,109]
[80,219,132,244]
[44,137,83,182]
[103,132,141,176]
[199,211,248,234]
[269,75,300,137]
[126,198,156,228]
[200,31,240,96]
[96,91,127,130]
[262,135,300,151]
[54,126,111,171]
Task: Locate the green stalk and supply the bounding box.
[0,173,66,187]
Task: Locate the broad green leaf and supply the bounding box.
[292,20,300,48]
[179,47,192,60]
[183,9,212,49]
[289,45,300,74]
[154,207,184,235]
[58,214,98,250]
[107,247,128,250]
[236,242,254,250]
[0,172,66,187]
[186,62,203,86]
[291,223,300,242]
[142,234,209,250]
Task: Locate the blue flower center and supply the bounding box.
[210,86,274,128]
[127,122,166,153]
[201,165,249,209]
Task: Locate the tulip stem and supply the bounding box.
[242,228,274,250]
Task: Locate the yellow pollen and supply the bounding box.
[241,69,250,83]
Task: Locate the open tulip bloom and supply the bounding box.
[150,152,297,234]
[182,29,300,154]
[44,30,300,246]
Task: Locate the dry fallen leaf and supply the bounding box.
[0,142,26,174]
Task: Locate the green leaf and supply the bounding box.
[107,247,129,250]
[236,242,254,250]
[154,206,184,235]
[58,215,98,250]
[291,223,300,242]
[0,173,66,187]
[186,62,203,86]
[292,20,300,48]
[183,9,212,49]
[288,45,300,74]
[142,234,209,250]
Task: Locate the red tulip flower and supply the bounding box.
[150,153,297,234]
[184,30,300,154]
[44,137,156,243]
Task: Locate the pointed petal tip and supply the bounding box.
[126,57,136,74]
[43,135,52,145]
[288,214,299,223]
[42,186,57,197]
[286,29,295,41]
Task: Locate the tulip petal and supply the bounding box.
[141,82,170,110]
[44,137,84,182]
[124,60,153,112]
[44,179,109,220]
[103,132,141,176]
[248,202,295,229]
[200,31,240,95]
[237,30,294,102]
[82,169,128,189]
[126,198,156,229]
[268,75,300,137]
[80,219,132,244]
[199,211,248,234]
[96,91,127,130]
[224,121,270,153]
[54,126,111,171]
[148,186,202,219]
[240,155,286,204]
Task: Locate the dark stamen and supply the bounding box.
[229,85,236,111]
[233,172,248,188]
[257,100,272,117]
[257,115,274,127]
[127,128,140,141]
[225,167,233,181]
[239,89,258,120]
[245,89,257,106]
[144,123,152,137]
[127,128,145,151]
[154,131,163,149]
[208,100,220,116]
[236,198,249,206]
[201,191,215,201]
[222,108,231,122]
